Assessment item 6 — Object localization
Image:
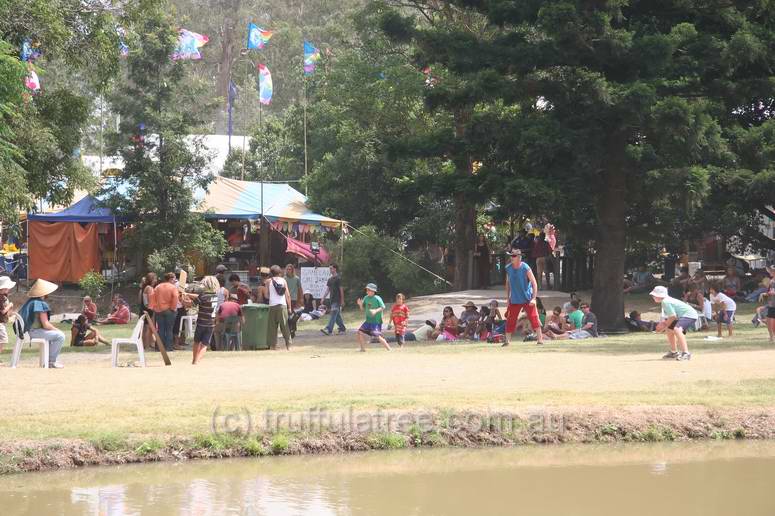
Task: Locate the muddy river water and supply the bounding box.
[2,440,775,515]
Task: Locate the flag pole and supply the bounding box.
[241,59,248,181]
[303,77,308,196]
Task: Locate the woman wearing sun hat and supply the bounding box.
[18,279,66,368]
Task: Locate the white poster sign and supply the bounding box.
[301,267,331,299]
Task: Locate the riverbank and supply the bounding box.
[2,406,775,474]
[2,300,774,474]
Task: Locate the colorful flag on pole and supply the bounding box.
[258,64,273,105]
[24,69,40,91]
[247,23,272,50]
[303,41,320,75]
[171,29,209,60]
[20,39,41,62]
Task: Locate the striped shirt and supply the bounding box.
[195,293,217,328]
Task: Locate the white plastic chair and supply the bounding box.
[111,315,146,367]
[179,314,196,340]
[10,314,50,369]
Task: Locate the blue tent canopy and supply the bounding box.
[27,195,117,223]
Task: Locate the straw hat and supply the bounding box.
[28,279,58,298]
[0,276,16,290]
[462,301,477,308]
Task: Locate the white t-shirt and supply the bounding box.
[711,292,737,312]
[702,299,713,320]
[267,277,288,306]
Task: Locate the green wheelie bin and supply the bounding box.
[241,304,270,350]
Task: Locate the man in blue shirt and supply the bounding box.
[504,248,543,346]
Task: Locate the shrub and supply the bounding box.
[79,271,106,300]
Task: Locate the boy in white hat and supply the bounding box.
[0,276,16,356]
[650,285,697,361]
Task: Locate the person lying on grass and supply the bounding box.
[356,283,391,352]
[650,286,697,361]
[709,285,737,339]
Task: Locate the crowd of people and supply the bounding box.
[2,239,773,367]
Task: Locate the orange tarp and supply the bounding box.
[29,221,100,283]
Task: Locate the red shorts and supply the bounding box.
[505,303,540,333]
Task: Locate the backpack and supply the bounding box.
[271,279,286,296]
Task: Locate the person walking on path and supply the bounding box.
[154,272,179,352]
[503,248,544,346]
[321,264,346,336]
[356,283,391,351]
[19,279,65,367]
[650,285,697,361]
[266,265,293,350]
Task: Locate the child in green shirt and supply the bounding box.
[356,283,391,352]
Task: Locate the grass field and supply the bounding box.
[1,296,773,442]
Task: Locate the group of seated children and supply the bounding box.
[542,298,599,340]
[430,300,506,343]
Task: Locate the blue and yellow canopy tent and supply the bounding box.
[197,176,344,266]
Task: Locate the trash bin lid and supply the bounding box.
[241,303,269,312]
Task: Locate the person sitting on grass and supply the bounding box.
[722,267,742,299]
[566,300,584,332]
[97,295,130,325]
[709,285,737,339]
[70,315,109,346]
[288,290,319,338]
[546,302,598,340]
[432,306,459,341]
[624,310,657,332]
[459,301,480,339]
[684,284,711,331]
[82,296,97,322]
[356,283,391,352]
[479,300,504,341]
[544,306,566,335]
[650,285,697,361]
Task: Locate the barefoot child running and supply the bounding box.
[356,283,391,352]
[390,293,410,347]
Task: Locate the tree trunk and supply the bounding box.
[591,133,628,332]
[452,108,476,291]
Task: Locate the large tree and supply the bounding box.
[104,0,226,272]
[0,0,124,224]
[382,0,775,328]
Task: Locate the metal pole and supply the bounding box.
[303,79,308,196]
[99,96,104,176]
[241,59,248,180]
